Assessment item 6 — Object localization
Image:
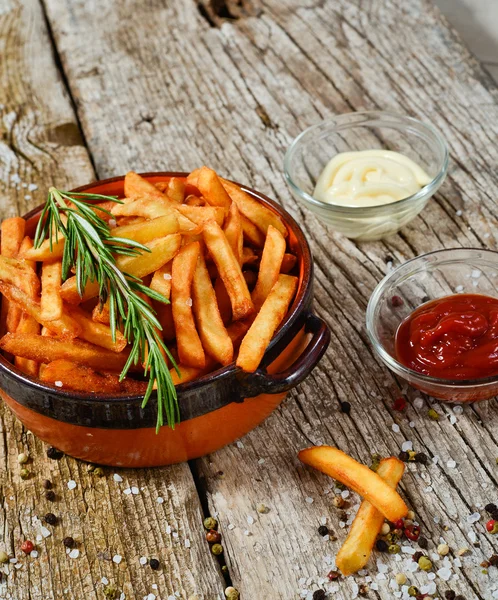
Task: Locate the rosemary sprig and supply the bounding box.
[34,187,180,432]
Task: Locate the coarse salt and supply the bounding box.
[341,490,350,499]
[467,513,480,524]
[41,526,51,538]
[55,380,63,388]
[123,488,132,495]
[455,285,464,293]
[471,269,481,278]
[391,424,400,433]
[409,421,415,428]
[31,550,38,558]
[413,397,424,409]
[247,515,255,525]
[67,480,77,490]
[131,487,139,494]
[166,525,172,534]
[113,555,122,564]
[258,458,265,464]
[113,474,123,483]
[447,460,457,469]
[102,577,109,584]
[185,298,192,307]
[401,441,413,452]
[437,566,452,581]
[456,210,463,216]
[228,524,235,530]
[139,556,147,565]
[449,415,457,425]
[163,273,172,280]
[28,184,38,192]
[69,549,79,559]
[156,497,164,504]
[453,405,464,415]
[305,497,314,504]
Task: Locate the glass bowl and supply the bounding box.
[284,111,449,242]
[366,248,498,403]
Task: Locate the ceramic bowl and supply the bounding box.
[0,173,330,466]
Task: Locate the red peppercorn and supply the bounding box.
[21,541,34,554]
[327,570,340,581]
[405,524,421,542]
[206,530,222,544]
[391,295,404,307]
[486,519,498,533]
[393,397,407,411]
[393,519,404,530]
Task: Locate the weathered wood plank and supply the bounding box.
[0,2,225,599]
[37,0,498,598]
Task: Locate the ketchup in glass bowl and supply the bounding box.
[366,249,498,403]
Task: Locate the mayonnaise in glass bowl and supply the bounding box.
[284,112,449,242]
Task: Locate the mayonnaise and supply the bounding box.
[313,150,432,208]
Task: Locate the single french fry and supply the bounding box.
[0,283,81,339]
[14,312,41,377]
[171,242,205,369]
[92,299,110,324]
[186,168,201,194]
[251,225,286,310]
[214,277,232,325]
[124,171,175,204]
[192,252,233,366]
[40,359,148,395]
[224,202,243,265]
[150,263,175,341]
[19,236,65,262]
[0,256,40,298]
[281,253,297,274]
[202,220,254,321]
[66,305,127,352]
[1,218,26,336]
[298,447,409,523]
[221,179,287,238]
[336,458,405,575]
[240,214,266,247]
[170,360,215,386]
[165,177,185,203]
[18,236,36,269]
[236,274,297,372]
[0,333,137,372]
[61,234,181,304]
[176,204,225,227]
[40,261,63,321]
[197,166,232,210]
[111,198,198,232]
[111,214,179,244]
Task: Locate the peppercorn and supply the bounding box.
[93,467,105,477]
[485,503,497,514]
[206,530,222,544]
[103,583,120,600]
[19,468,30,480]
[418,556,432,571]
[412,551,423,563]
[225,587,240,600]
[21,540,34,554]
[46,447,63,460]
[376,539,388,552]
[358,584,369,597]
[427,408,440,421]
[393,518,404,529]
[454,596,465,600]
[340,401,351,415]
[405,524,420,542]
[204,517,218,530]
[63,537,75,548]
[421,295,430,303]
[391,295,404,307]
[318,525,329,537]
[486,519,498,534]
[149,558,160,570]
[256,503,268,514]
[312,591,325,600]
[395,573,407,585]
[44,513,57,526]
[332,496,345,508]
[17,452,29,464]
[0,551,8,564]
[482,568,489,574]
[327,570,340,581]
[408,451,417,461]
[388,543,400,554]
[437,543,450,556]
[398,451,409,462]
[45,490,56,502]
[415,453,428,465]
[221,565,228,574]
[211,543,223,556]
[444,592,456,600]
[393,397,407,411]
[380,523,390,536]
[370,453,382,472]
[42,479,52,490]
[408,587,419,597]
[418,536,428,549]
[489,554,498,566]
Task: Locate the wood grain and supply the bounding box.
[0,2,225,599]
[3,0,498,598]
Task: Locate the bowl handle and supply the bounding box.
[239,313,330,396]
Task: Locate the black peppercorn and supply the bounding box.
[415,453,428,465]
[421,295,430,303]
[485,503,497,514]
[489,554,498,566]
[385,255,394,264]
[44,513,57,526]
[375,539,388,552]
[312,591,326,600]
[318,525,329,537]
[63,537,75,548]
[340,401,351,415]
[418,536,428,549]
[454,596,465,600]
[45,490,56,502]
[42,479,52,490]
[149,558,160,570]
[444,592,456,600]
[398,451,409,462]
[46,447,63,460]
[412,551,423,563]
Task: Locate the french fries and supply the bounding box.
[171,242,205,369]
[192,252,233,365]
[236,274,297,372]
[203,220,254,321]
[40,262,63,321]
[298,447,409,522]
[0,167,299,396]
[336,457,405,575]
[251,225,286,309]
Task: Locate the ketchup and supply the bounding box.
[395,294,498,380]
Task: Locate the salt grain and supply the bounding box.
[102,577,109,584]
[41,526,51,538]
[28,184,38,192]
[140,556,147,565]
[185,298,192,307]
[123,488,132,495]
[401,441,413,452]
[113,555,122,564]
[113,474,123,483]
[455,285,464,293]
[456,210,463,216]
[55,381,63,388]
[67,480,77,490]
[447,460,457,469]
[166,525,171,534]
[471,269,481,279]
[156,497,164,504]
[236,441,244,449]
[449,415,457,425]
[453,405,464,415]
[163,273,172,280]
[258,458,265,465]
[247,516,255,525]
[392,424,400,433]
[413,397,424,409]
[131,486,139,494]
[185,539,191,548]
[31,550,38,558]
[228,524,235,530]
[466,513,480,524]
[409,421,415,428]
[305,497,314,504]
[69,549,79,559]
[437,566,452,581]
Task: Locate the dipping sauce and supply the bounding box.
[395,294,498,380]
[314,150,431,208]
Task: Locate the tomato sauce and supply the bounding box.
[395,294,498,380]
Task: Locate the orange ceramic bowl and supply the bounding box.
[0,173,330,467]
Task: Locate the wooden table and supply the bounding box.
[2,1,498,598]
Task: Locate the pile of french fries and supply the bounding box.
[0,168,298,394]
[299,446,408,575]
